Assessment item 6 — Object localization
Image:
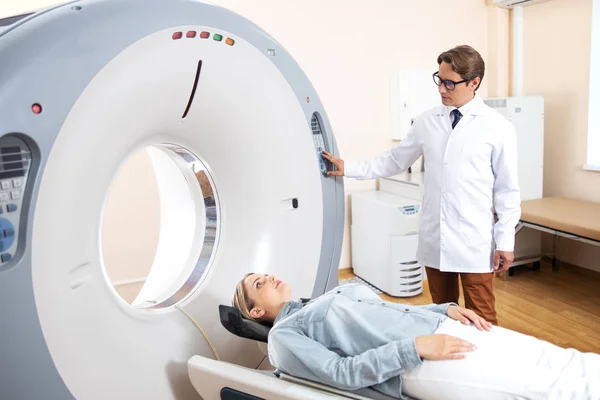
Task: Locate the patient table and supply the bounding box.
[511,197,600,275]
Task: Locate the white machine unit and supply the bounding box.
[351,190,424,297]
[484,95,544,201]
[379,172,424,202]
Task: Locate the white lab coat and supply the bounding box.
[345,94,521,273]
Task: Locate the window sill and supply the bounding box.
[583,163,600,172]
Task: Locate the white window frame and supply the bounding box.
[585,0,600,172]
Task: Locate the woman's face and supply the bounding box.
[244,273,292,321]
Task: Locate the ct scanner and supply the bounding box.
[0,0,383,398]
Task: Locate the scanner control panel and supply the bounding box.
[0,136,32,264]
[310,113,332,176]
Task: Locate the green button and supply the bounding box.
[213,34,222,41]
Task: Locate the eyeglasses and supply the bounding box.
[432,72,469,91]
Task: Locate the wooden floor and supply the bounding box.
[340,261,600,354]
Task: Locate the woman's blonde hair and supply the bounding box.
[232,272,258,321]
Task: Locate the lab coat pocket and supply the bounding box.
[459,202,494,249]
[419,196,434,231]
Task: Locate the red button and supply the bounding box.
[186,31,196,38]
[32,103,42,114]
[172,32,182,40]
[200,31,210,39]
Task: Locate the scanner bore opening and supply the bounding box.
[101,143,218,310]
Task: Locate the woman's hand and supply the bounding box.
[415,334,477,360]
[447,305,493,331]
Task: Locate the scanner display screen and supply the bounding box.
[0,146,25,179]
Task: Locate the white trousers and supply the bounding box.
[402,318,600,400]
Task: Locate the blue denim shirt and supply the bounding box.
[267,283,455,399]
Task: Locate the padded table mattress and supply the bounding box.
[520,197,600,242]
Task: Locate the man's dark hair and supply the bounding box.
[437,45,485,91]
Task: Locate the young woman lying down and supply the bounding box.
[232,273,600,400]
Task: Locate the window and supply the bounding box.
[585,0,600,171]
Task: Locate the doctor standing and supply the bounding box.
[323,45,521,325]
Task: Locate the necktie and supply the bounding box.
[451,109,462,129]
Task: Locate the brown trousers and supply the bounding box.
[425,266,498,325]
